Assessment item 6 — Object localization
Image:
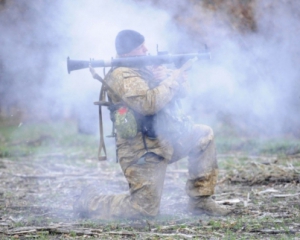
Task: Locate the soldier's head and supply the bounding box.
[115,30,148,57]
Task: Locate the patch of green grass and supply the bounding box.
[2,120,300,160]
[5,214,298,239]
[216,136,300,156]
[208,219,222,230]
[218,155,250,171]
[0,120,113,160]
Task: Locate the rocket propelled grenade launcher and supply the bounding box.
[67,51,211,74]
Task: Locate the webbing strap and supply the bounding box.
[92,73,111,161]
[92,72,125,162]
[97,84,107,161]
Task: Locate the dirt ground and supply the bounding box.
[0,149,299,239]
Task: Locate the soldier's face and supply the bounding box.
[125,42,148,57]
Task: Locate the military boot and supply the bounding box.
[188,196,230,216]
[73,187,95,218]
[73,184,104,219]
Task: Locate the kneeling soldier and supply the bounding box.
[73,29,230,219]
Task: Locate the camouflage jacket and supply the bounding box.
[104,66,192,165]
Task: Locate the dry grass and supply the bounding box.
[0,121,300,239]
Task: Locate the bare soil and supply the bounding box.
[0,151,299,239]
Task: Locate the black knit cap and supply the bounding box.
[115,30,145,55]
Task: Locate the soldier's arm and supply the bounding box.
[152,66,189,99]
[112,68,183,115]
[151,65,189,98]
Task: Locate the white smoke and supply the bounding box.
[0,0,174,133]
[1,0,299,135]
[60,0,173,134]
[1,0,299,221]
[179,0,300,137]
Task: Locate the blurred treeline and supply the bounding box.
[135,0,257,42]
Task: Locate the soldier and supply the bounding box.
[73,29,230,219]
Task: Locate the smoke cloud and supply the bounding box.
[0,0,299,221]
[171,0,300,137]
[0,0,167,137]
[1,0,299,137]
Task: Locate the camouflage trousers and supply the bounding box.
[73,124,218,219]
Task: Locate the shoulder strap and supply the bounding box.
[97,83,108,161]
[92,73,114,161]
[93,72,123,161]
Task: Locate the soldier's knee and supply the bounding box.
[192,124,214,150]
[206,126,214,139]
[194,124,214,140]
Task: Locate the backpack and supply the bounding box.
[93,72,157,162]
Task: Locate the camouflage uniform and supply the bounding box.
[74,66,220,219]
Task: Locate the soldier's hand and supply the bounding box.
[151,65,169,81]
[174,58,196,82]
